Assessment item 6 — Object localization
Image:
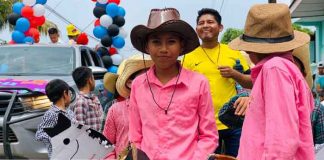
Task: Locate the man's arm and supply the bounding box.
[261,67,300,159]
[218,66,253,89]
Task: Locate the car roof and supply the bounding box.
[0,44,89,49]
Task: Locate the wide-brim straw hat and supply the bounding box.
[116,59,154,98]
[229,3,310,54]
[292,43,313,89]
[103,72,118,94]
[130,8,199,55]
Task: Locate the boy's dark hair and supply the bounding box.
[72,67,93,89]
[197,8,222,25]
[48,28,59,35]
[45,79,69,103]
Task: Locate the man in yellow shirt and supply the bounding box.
[182,8,252,157]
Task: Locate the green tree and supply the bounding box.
[221,28,244,44]
[293,23,314,36]
[220,24,313,45]
[0,0,56,35]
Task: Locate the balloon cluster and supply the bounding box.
[7,0,47,44]
[91,0,126,73]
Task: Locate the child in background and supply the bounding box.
[103,57,153,159]
[35,79,75,158]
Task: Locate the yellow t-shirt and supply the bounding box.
[182,44,249,130]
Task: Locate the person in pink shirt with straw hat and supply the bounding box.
[129,8,218,160]
[229,3,315,160]
[102,56,154,159]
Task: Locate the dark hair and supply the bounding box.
[72,67,93,89]
[45,79,69,103]
[48,28,59,35]
[197,8,222,25]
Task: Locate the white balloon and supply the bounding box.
[33,4,45,17]
[111,54,123,65]
[97,0,107,4]
[100,15,113,28]
[23,0,36,6]
[118,27,128,38]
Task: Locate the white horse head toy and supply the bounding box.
[44,113,114,159]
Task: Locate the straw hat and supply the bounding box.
[66,24,81,36]
[116,59,154,98]
[103,72,118,94]
[130,8,199,55]
[292,43,313,89]
[229,4,310,54]
[103,55,154,98]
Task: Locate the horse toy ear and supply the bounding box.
[44,113,71,138]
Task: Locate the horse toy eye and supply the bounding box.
[63,138,70,145]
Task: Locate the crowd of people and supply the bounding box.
[35,3,323,160]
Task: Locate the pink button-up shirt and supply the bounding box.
[129,66,218,160]
[103,100,129,159]
[238,53,315,160]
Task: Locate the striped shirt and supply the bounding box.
[70,92,103,131]
[35,105,75,158]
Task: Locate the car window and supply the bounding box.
[0,46,75,75]
[89,49,103,67]
[81,49,91,66]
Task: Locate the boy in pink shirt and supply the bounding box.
[129,8,218,160]
[229,4,315,160]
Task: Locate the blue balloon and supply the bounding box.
[107,66,118,73]
[24,36,34,44]
[117,7,126,17]
[96,2,107,8]
[106,3,119,18]
[112,36,125,49]
[12,2,24,15]
[36,0,47,4]
[15,18,30,32]
[12,31,25,43]
[93,26,108,39]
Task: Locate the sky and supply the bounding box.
[0,0,291,57]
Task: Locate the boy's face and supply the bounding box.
[145,32,183,70]
[49,33,59,43]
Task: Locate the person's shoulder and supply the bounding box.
[182,68,209,83]
[185,46,201,57]
[220,43,241,54]
[132,72,147,84]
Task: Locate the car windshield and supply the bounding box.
[0,46,75,75]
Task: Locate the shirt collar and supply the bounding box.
[145,64,189,88]
[251,51,294,83]
[79,91,96,100]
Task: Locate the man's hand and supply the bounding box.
[218,66,239,78]
[234,96,250,116]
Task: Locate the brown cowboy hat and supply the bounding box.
[292,43,313,89]
[229,3,310,54]
[130,8,199,55]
